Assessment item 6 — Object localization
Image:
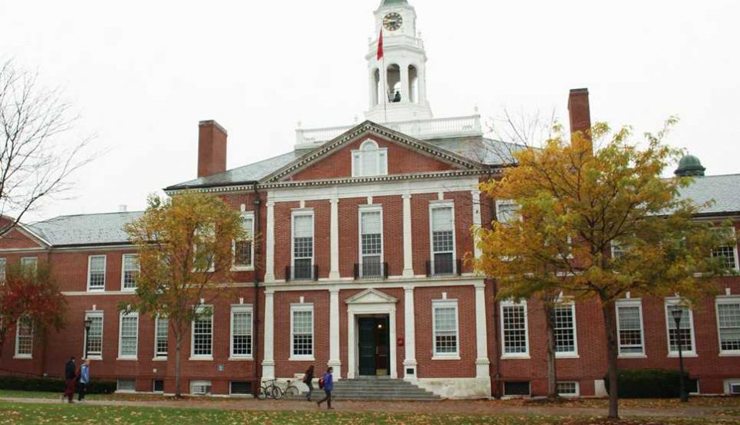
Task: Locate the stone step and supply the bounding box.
[323,378,440,401]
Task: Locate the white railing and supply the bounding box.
[295,115,482,150]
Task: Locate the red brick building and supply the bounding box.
[1,0,739,398]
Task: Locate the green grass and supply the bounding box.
[0,401,737,425]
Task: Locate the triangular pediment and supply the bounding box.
[345,288,398,305]
[0,216,50,250]
[261,121,483,184]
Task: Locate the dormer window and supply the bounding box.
[352,140,388,177]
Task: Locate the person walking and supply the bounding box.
[303,365,315,401]
[62,356,76,403]
[316,366,334,410]
[77,359,90,402]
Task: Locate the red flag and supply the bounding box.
[376,29,384,61]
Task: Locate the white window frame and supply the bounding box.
[232,211,255,271]
[351,139,388,177]
[556,381,580,397]
[358,205,384,278]
[120,254,139,292]
[291,209,314,280]
[500,300,530,359]
[0,258,6,282]
[14,316,33,359]
[616,299,646,357]
[716,296,740,356]
[20,257,38,274]
[87,255,106,292]
[116,379,136,393]
[117,311,139,360]
[84,311,104,360]
[712,227,739,272]
[190,380,212,395]
[429,201,456,275]
[553,302,579,358]
[664,299,697,357]
[193,225,216,273]
[190,305,213,360]
[290,303,314,361]
[153,315,168,359]
[495,199,520,224]
[230,304,253,359]
[725,379,740,395]
[432,299,460,359]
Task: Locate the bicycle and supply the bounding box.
[283,379,301,399]
[257,379,283,400]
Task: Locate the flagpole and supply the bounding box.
[377,29,387,123]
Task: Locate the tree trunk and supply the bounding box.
[602,302,620,419]
[545,305,557,399]
[175,334,182,398]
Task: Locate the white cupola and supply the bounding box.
[365,0,433,123]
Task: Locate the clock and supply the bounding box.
[383,12,403,31]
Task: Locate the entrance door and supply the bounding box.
[358,316,390,376]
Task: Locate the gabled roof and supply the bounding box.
[677,174,740,216]
[28,211,143,246]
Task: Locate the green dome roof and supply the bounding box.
[380,0,408,6]
[675,154,706,177]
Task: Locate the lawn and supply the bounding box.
[0,401,737,425]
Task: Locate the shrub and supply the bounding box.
[0,375,116,394]
[604,369,692,398]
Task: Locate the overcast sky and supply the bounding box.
[2,0,738,221]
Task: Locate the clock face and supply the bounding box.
[383,12,403,31]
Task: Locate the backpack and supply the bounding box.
[318,377,325,389]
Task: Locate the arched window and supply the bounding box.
[386,64,401,102]
[352,140,388,177]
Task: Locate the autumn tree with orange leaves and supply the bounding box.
[475,120,733,419]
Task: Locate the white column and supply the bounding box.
[328,287,342,379]
[264,201,275,282]
[403,285,417,380]
[472,190,482,260]
[474,282,491,379]
[402,194,414,278]
[262,289,275,379]
[329,198,340,280]
[400,62,410,103]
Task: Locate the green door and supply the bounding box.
[358,318,376,376]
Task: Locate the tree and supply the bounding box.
[124,191,244,397]
[0,59,92,236]
[475,121,732,419]
[0,263,67,357]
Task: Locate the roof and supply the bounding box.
[677,174,740,216]
[28,211,143,246]
[424,136,524,166]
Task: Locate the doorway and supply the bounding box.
[357,316,390,376]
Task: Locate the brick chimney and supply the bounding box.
[197,120,227,178]
[567,88,592,153]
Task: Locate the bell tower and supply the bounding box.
[365,0,433,123]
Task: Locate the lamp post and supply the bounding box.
[671,307,689,402]
[83,318,92,360]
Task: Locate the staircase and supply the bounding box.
[330,378,440,401]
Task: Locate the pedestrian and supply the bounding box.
[316,366,334,410]
[62,356,76,403]
[303,365,315,401]
[77,359,90,402]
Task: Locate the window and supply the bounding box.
[118,311,139,359]
[616,301,645,356]
[20,257,37,275]
[190,380,212,395]
[191,306,213,358]
[84,312,103,358]
[87,255,106,291]
[716,298,740,354]
[501,301,529,357]
[193,224,215,272]
[116,379,135,392]
[154,316,168,358]
[433,301,459,357]
[352,140,388,177]
[665,301,696,355]
[14,316,33,358]
[553,303,577,356]
[292,212,314,280]
[360,208,383,278]
[233,212,255,269]
[503,381,530,396]
[0,258,6,282]
[430,204,455,275]
[712,227,739,271]
[121,254,139,291]
[495,200,519,224]
[230,381,252,395]
[291,305,313,359]
[557,381,580,397]
[153,379,164,393]
[230,305,253,358]
[611,240,627,259]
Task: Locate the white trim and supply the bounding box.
[265,201,275,282]
[725,379,740,395]
[716,296,740,356]
[712,227,739,272]
[429,201,456,276]
[20,256,38,274]
[553,302,579,358]
[230,304,254,359]
[117,311,139,360]
[472,190,482,260]
[0,257,6,282]
[346,291,398,379]
[13,316,33,359]
[329,198,340,280]
[87,255,106,292]
[473,283,491,378]
[291,209,314,281]
[120,254,139,292]
[232,212,255,271]
[403,286,417,379]
[664,299,697,357]
[616,299,646,357]
[495,199,520,224]
[153,315,168,359]
[556,381,580,397]
[84,311,104,360]
[432,299,459,358]
[358,205,384,278]
[190,305,213,359]
[328,288,342,377]
[262,290,275,379]
[289,303,314,361]
[500,300,529,359]
[351,139,388,177]
[402,194,414,277]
